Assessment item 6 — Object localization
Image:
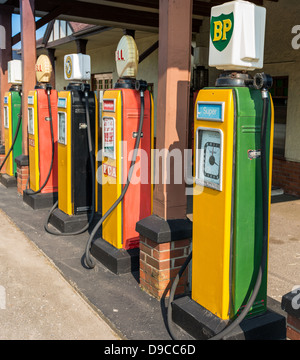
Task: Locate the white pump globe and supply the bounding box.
[115,35,139,78]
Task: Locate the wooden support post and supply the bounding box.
[20,0,37,155]
[0,8,12,146]
[76,39,88,55]
[47,48,56,89]
[136,0,193,300]
[153,0,193,220]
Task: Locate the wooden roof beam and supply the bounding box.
[12,5,67,46]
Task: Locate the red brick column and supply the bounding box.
[0,149,6,174]
[136,215,192,300]
[140,236,190,299]
[15,155,29,195]
[17,164,29,195]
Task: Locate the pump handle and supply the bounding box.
[253,73,273,91]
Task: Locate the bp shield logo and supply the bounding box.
[210,12,234,52]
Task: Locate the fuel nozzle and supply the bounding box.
[246,72,272,99]
[135,80,148,94]
[253,73,273,90]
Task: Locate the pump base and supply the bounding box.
[0,174,17,188]
[90,237,139,275]
[49,208,95,234]
[23,191,58,210]
[171,296,287,340]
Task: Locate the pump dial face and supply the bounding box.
[196,128,223,191]
[204,140,221,180]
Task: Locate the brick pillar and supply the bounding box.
[136,215,192,300]
[135,0,193,301]
[0,147,6,174]
[15,155,29,195]
[140,236,190,299]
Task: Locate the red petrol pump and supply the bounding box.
[23,55,58,209]
[167,0,286,340]
[84,35,154,274]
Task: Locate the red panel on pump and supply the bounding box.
[121,89,152,250]
[37,89,58,193]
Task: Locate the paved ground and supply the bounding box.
[268,195,300,304]
[0,209,120,340]
[0,183,299,340]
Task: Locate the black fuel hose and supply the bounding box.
[44,90,95,236]
[84,86,146,269]
[24,86,54,195]
[0,91,22,172]
[167,90,271,341]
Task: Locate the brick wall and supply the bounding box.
[272,157,300,197]
[139,235,191,299]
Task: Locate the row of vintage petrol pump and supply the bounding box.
[0,34,154,269]
[0,0,285,340]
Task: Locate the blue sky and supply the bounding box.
[12,14,47,49]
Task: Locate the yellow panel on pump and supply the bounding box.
[28,91,39,192]
[4,92,13,176]
[57,91,73,215]
[192,88,235,320]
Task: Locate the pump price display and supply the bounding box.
[103,117,115,159]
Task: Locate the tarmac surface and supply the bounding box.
[0,183,299,340]
[0,209,120,340]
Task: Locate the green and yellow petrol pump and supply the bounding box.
[84,35,154,273]
[44,53,98,235]
[168,0,286,340]
[0,60,23,186]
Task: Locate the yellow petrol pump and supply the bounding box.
[0,60,23,187]
[84,35,154,274]
[44,53,98,235]
[167,0,286,340]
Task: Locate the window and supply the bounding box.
[92,73,113,93]
[269,76,289,157]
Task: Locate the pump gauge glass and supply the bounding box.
[58,112,67,145]
[28,108,34,135]
[196,128,223,191]
[4,106,9,129]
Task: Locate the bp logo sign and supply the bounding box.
[210,13,234,52]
